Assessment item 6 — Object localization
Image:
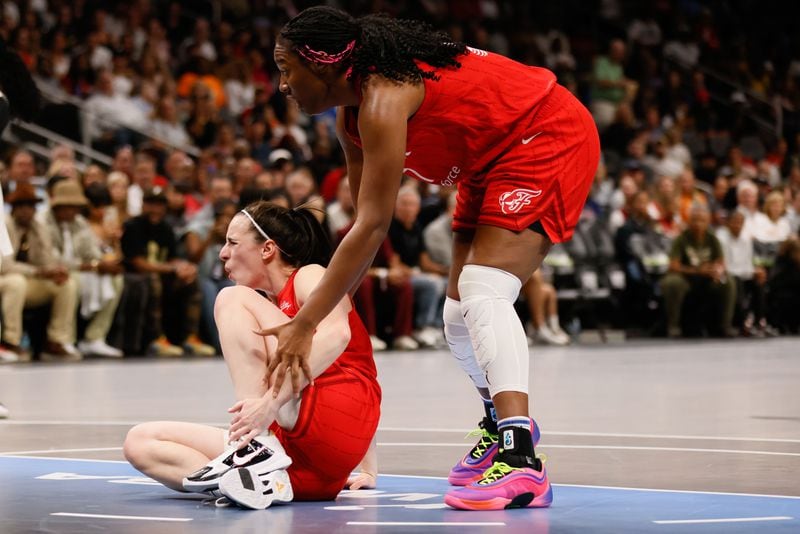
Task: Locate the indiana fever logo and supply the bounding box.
[499,188,542,214]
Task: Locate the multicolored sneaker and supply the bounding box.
[448,417,540,486]
[182,433,292,493]
[183,334,216,357]
[444,460,552,510]
[220,466,294,510]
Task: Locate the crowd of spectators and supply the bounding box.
[1,0,799,361]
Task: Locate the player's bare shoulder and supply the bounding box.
[359,75,424,120]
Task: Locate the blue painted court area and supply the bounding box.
[1,456,798,533]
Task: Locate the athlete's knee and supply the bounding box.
[123,422,158,468]
[457,264,522,371]
[214,285,252,319]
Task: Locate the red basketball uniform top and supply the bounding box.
[343,47,557,187]
[275,268,378,384]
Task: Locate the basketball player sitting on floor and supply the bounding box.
[123,201,381,509]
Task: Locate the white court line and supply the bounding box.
[51,512,192,522]
[5,442,799,458]
[347,522,505,527]
[378,427,800,444]
[375,442,800,458]
[5,420,800,444]
[5,456,800,501]
[0,419,225,426]
[0,454,127,464]
[653,516,793,525]
[0,447,123,456]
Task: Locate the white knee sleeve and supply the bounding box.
[458,265,529,396]
[443,297,488,389]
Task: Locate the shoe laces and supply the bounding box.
[477,461,517,485]
[465,426,498,460]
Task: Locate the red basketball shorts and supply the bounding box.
[271,367,381,501]
[452,84,601,243]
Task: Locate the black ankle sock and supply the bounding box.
[496,425,540,470]
[481,399,498,435]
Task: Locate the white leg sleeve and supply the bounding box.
[443,296,488,389]
[458,265,530,396]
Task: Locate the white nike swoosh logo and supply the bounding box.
[405,151,412,157]
[232,447,266,467]
[522,132,544,145]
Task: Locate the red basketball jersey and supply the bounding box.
[343,47,558,186]
[275,268,378,384]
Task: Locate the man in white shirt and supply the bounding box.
[716,210,768,335]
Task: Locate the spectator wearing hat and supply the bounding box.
[121,187,214,357]
[0,182,80,361]
[43,180,124,357]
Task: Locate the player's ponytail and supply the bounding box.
[240,201,332,268]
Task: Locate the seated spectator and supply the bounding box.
[388,186,447,348]
[0,183,80,361]
[766,237,800,334]
[82,164,107,189]
[43,180,124,357]
[150,96,191,148]
[127,154,159,217]
[716,210,772,336]
[750,191,792,244]
[326,177,355,239]
[676,167,708,225]
[423,190,456,268]
[648,175,682,238]
[735,179,761,228]
[106,170,131,227]
[84,69,148,149]
[184,82,220,149]
[659,204,736,338]
[121,187,214,357]
[591,39,636,131]
[195,200,237,352]
[615,190,671,328]
[285,167,326,223]
[339,223,415,351]
[185,175,235,262]
[223,60,255,117]
[608,173,639,234]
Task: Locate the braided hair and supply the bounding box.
[241,201,332,268]
[280,6,466,83]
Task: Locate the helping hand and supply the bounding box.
[253,318,315,397]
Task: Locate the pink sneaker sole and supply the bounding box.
[444,484,553,511]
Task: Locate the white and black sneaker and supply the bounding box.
[182,433,292,494]
[219,467,293,510]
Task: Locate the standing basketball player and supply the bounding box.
[258,7,600,511]
[124,202,380,509]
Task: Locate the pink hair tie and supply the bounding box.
[297,40,356,65]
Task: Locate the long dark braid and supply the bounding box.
[242,201,332,268]
[280,6,466,83]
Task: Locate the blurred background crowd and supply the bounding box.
[1,0,799,363]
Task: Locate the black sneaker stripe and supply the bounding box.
[238,468,255,491]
